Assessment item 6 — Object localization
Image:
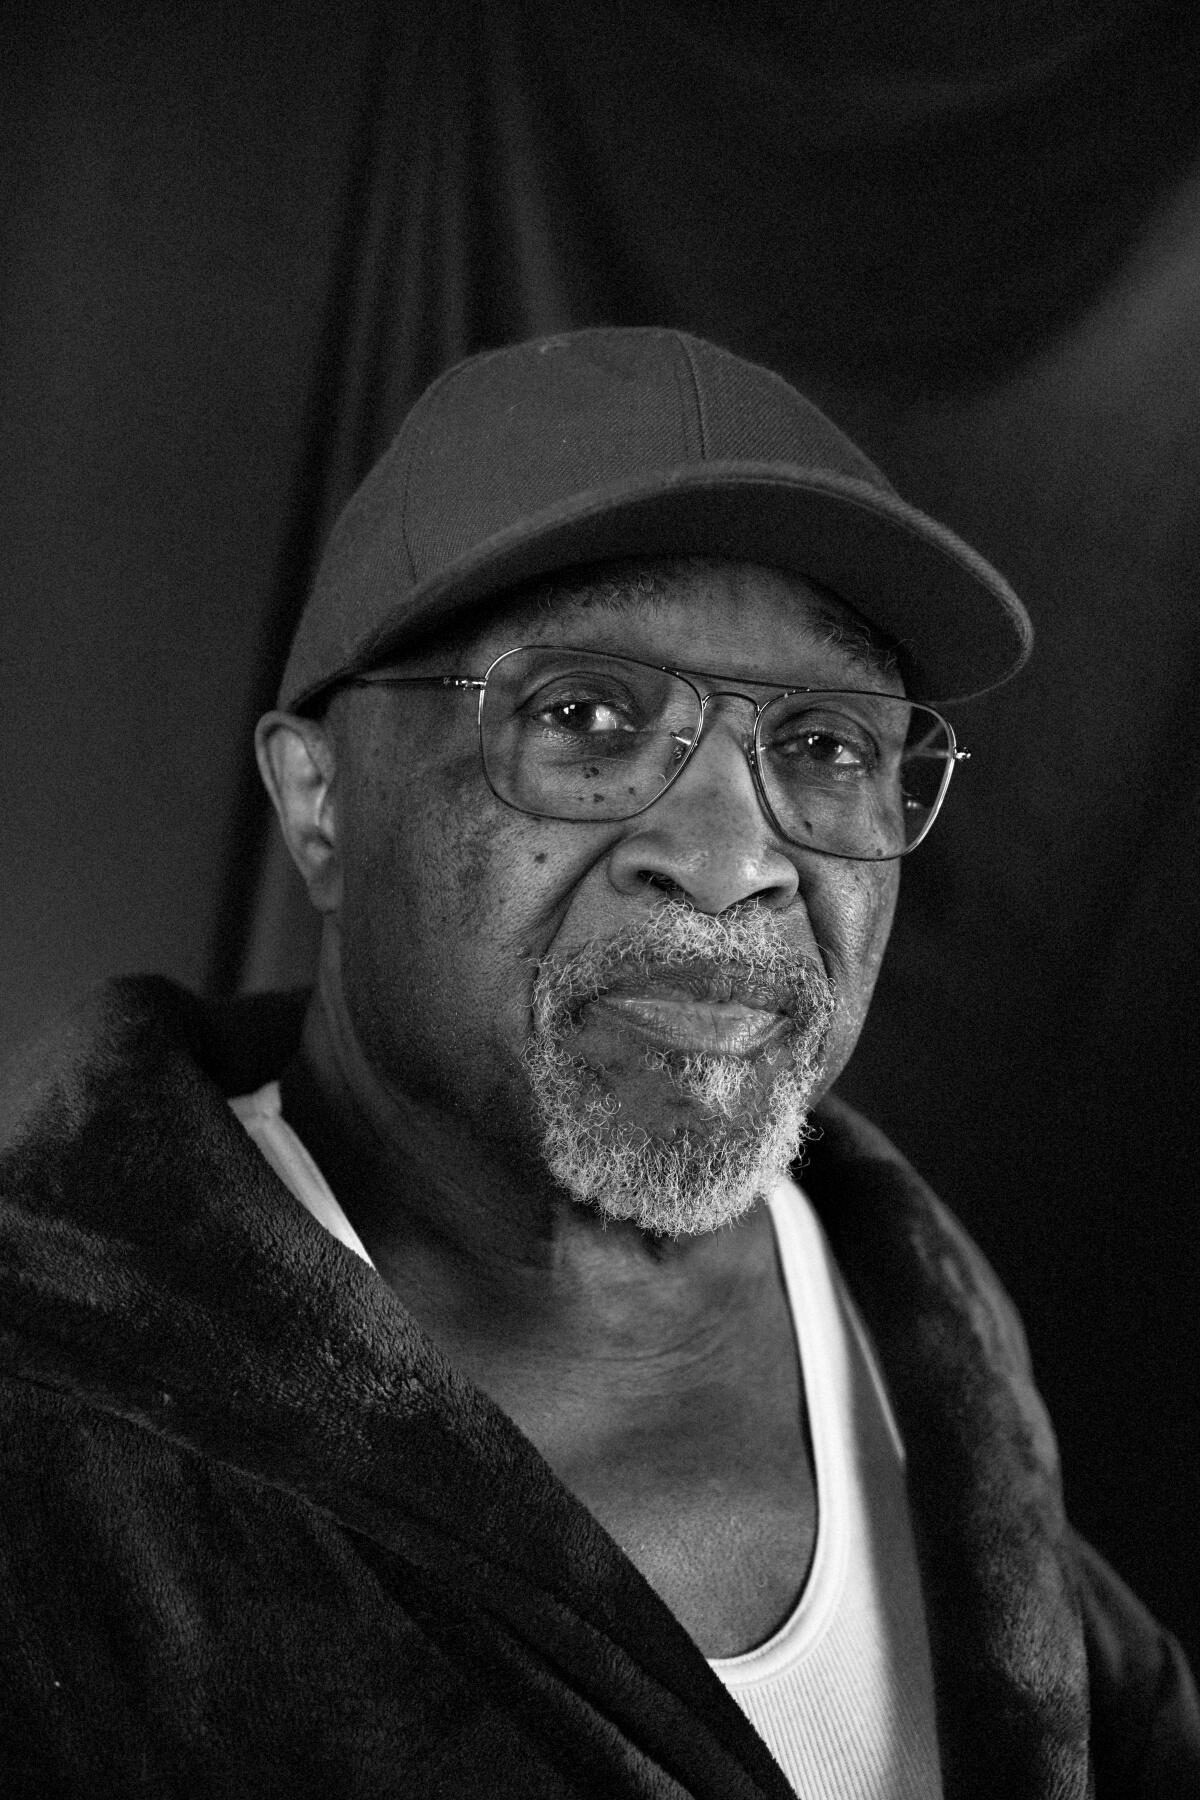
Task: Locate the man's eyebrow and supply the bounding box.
[801,594,901,681]
[525,561,692,620]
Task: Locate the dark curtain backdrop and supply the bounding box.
[5,0,1200,1662]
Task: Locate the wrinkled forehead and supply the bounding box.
[405,555,903,686]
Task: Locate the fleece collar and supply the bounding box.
[0,977,1094,1798]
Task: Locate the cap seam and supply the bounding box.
[676,333,711,461]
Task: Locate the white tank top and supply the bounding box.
[711,1175,943,1796]
[232,1083,943,1797]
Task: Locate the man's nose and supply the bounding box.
[605,708,800,914]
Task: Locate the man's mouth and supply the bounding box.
[598,965,795,1011]
[581,962,797,1057]
[589,988,792,1057]
[529,909,834,1076]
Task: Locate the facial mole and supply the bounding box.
[533,851,547,864]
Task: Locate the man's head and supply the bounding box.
[257,331,1030,1238]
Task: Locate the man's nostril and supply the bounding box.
[641,871,687,899]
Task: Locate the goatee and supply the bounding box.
[523,906,835,1238]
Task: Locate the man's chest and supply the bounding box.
[559,1401,816,1659]
[498,1277,815,1659]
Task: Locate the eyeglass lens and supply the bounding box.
[479,647,955,859]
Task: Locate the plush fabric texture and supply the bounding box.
[0,977,1196,1798]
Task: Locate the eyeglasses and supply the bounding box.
[347,644,968,861]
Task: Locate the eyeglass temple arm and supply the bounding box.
[908,724,970,763]
[345,673,486,691]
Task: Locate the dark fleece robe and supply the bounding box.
[0,978,1196,1799]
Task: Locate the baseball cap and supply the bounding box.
[278,327,1031,710]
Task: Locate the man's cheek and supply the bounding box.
[810,869,897,1065]
[839,864,897,972]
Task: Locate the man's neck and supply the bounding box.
[279,988,781,1397]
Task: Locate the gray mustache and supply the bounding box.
[532,906,835,1029]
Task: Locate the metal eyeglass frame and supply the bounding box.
[345,643,969,861]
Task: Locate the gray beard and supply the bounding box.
[522,907,836,1238]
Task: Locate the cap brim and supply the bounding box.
[293,463,1031,708]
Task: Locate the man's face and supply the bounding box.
[327,560,900,1233]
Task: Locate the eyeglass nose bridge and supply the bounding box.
[672,683,772,745]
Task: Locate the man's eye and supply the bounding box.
[530,696,638,735]
[804,731,868,768]
[773,728,873,771]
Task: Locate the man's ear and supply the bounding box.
[255,711,342,913]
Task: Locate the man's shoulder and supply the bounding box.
[1073,1534,1200,1796]
[0,979,313,1367]
[803,1088,1028,1355]
[0,977,310,1155]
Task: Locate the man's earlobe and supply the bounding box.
[255,712,342,911]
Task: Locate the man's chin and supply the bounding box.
[522,908,837,1237]
[526,1043,818,1239]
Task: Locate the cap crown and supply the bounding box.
[279,327,1029,710]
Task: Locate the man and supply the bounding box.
[1,329,1196,1798]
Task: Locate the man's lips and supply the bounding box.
[586,990,791,1057]
[595,968,795,1011]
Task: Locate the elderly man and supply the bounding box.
[1,329,1196,1798]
